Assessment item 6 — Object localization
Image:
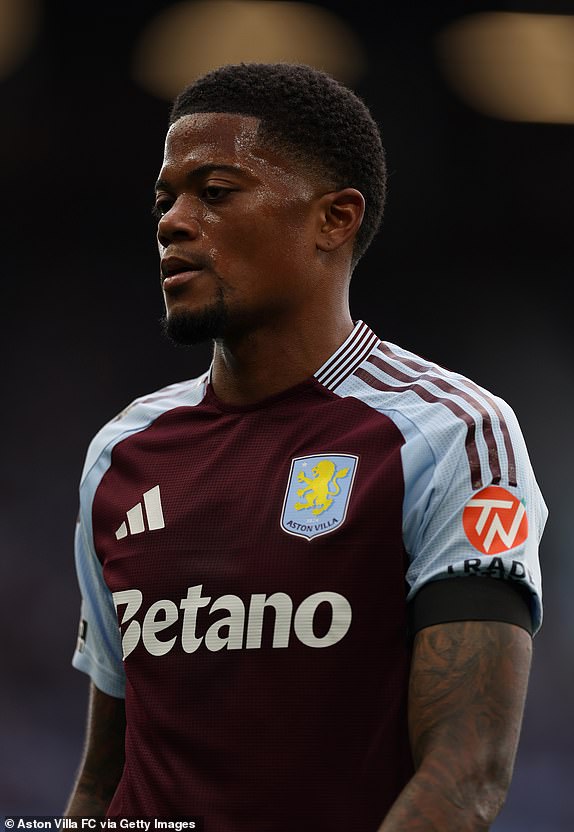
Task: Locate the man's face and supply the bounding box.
[155,112,326,345]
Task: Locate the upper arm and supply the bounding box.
[408,619,532,807]
[399,386,546,636]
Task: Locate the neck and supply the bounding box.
[210,309,355,406]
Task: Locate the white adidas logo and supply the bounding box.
[115,485,165,540]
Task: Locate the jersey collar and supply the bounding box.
[314,320,380,392]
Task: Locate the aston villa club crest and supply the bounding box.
[281,454,359,540]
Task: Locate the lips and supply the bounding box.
[161,254,207,291]
[161,255,206,278]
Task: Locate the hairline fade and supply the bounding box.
[169,62,387,268]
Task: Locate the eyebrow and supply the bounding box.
[154,163,249,193]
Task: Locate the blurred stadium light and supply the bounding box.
[130,0,366,99]
[0,0,41,80]
[435,12,574,124]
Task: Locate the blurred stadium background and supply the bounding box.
[1,0,573,827]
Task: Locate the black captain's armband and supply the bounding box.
[408,577,534,638]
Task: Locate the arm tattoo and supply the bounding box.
[380,620,532,831]
[410,621,531,768]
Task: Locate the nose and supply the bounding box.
[157,196,202,247]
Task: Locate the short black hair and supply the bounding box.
[169,62,387,267]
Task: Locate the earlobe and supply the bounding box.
[316,188,365,254]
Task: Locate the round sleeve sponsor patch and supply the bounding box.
[462,485,528,555]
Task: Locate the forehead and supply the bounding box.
[162,112,287,176]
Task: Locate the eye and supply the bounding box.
[151,198,173,221]
[203,185,232,202]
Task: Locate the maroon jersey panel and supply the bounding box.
[91,378,413,829]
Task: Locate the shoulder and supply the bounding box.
[349,338,512,424]
[337,336,546,634]
[340,339,522,491]
[80,371,210,485]
[109,372,209,423]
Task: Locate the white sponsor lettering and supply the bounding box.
[113,589,143,657]
[113,585,352,658]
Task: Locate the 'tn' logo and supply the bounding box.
[463,486,528,555]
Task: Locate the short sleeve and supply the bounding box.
[401,394,547,635]
[71,510,126,697]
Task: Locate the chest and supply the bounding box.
[92,397,407,602]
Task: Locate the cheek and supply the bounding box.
[250,207,312,259]
[210,199,315,279]
[215,220,273,267]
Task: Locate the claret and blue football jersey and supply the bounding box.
[72,320,546,829]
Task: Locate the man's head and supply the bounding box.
[156,62,387,346]
[169,62,387,267]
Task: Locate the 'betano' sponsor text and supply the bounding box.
[113,585,353,658]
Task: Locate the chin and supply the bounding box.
[161,302,228,346]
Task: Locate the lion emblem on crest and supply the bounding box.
[294,459,350,516]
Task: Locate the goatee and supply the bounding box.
[161,298,229,346]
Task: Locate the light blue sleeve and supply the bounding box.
[71,510,126,698]
[400,397,547,634]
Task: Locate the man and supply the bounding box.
[65,62,546,830]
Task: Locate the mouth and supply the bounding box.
[161,255,207,292]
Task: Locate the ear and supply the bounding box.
[316,188,365,254]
